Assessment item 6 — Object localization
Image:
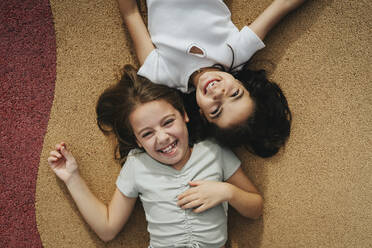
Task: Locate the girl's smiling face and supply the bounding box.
[129,100,191,170]
[193,69,255,128]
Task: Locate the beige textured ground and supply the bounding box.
[35,0,371,247]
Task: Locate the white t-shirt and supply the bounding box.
[138,0,265,93]
[116,140,241,248]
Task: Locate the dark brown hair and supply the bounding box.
[209,65,292,157]
[184,62,292,158]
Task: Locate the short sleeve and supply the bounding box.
[219,146,241,181]
[227,26,265,67]
[116,155,139,198]
[137,49,181,90]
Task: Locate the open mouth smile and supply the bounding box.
[203,79,218,94]
[158,140,177,154]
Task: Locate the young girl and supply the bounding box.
[48,65,263,247]
[117,0,305,157]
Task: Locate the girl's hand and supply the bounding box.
[47,142,79,184]
[177,181,231,213]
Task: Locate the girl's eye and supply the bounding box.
[211,107,220,116]
[142,131,152,138]
[231,89,239,97]
[164,119,174,126]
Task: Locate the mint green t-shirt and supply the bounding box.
[116,140,241,248]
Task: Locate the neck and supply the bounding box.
[172,146,193,171]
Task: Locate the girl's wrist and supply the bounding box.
[65,170,81,187]
[223,182,235,202]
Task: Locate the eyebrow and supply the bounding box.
[137,114,176,134]
[210,90,244,120]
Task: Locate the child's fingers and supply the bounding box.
[177,194,199,207]
[177,187,197,200]
[179,199,202,210]
[47,156,58,163]
[49,150,62,158]
[177,192,188,200]
[60,145,74,161]
[193,204,208,213]
[188,180,203,187]
[47,156,60,167]
[55,142,66,151]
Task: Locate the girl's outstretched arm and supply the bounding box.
[249,0,306,40]
[223,167,263,219]
[177,168,263,219]
[48,143,137,242]
[117,0,155,65]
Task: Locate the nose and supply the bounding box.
[212,87,225,100]
[156,130,170,145]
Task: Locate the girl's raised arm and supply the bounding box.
[117,0,155,65]
[48,143,137,242]
[249,0,306,40]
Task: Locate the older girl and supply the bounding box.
[117,0,305,157]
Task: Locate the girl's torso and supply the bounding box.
[139,0,265,93]
[140,0,237,93]
[117,140,241,248]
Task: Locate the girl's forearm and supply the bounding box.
[116,0,138,17]
[117,0,154,65]
[65,173,115,241]
[249,0,305,40]
[49,145,135,241]
[225,183,263,219]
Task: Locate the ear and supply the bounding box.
[183,111,190,123]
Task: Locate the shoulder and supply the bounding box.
[138,49,190,92]
[199,139,240,162]
[199,138,227,150]
[128,148,145,157]
[119,149,155,182]
[195,139,219,150]
[122,149,148,168]
[125,149,165,172]
[194,139,228,157]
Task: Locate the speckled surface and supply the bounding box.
[3,0,371,247]
[0,0,56,247]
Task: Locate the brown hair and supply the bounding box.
[96,64,189,164]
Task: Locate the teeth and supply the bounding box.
[206,81,217,92]
[160,142,176,153]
